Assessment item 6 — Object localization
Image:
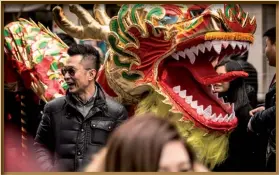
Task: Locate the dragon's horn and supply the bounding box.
[52,4,109,41]
[93,4,111,26]
[69,4,95,25]
[52,6,85,38]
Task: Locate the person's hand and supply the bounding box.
[249,106,265,117]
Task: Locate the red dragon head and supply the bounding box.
[54,4,256,168]
[54,4,255,130]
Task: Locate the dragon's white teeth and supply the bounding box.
[204,41,213,51]
[230,41,237,49]
[191,100,198,108]
[222,41,229,49]
[219,114,227,122]
[209,113,216,120]
[197,43,206,53]
[236,41,243,49]
[172,40,249,69]
[172,84,236,123]
[242,42,247,49]
[197,105,204,115]
[185,95,193,104]
[173,86,181,93]
[186,49,196,64]
[190,46,199,56]
[243,42,249,49]
[172,53,179,60]
[212,41,222,54]
[179,90,187,98]
[227,113,235,121]
[203,105,212,117]
[178,51,186,58]
[213,114,223,122]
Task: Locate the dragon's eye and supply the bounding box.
[189,9,205,18]
[160,15,178,25]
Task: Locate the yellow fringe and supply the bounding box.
[205,32,254,43]
[135,91,229,170]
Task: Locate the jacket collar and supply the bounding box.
[65,82,107,110]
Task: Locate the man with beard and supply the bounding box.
[34,44,128,172]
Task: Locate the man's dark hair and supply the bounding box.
[67,44,101,72]
[57,33,77,47]
[263,27,276,45]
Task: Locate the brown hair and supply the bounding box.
[104,113,195,172]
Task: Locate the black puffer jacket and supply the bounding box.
[249,82,276,171]
[34,84,128,172]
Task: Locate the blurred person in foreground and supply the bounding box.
[84,113,209,172]
[248,27,276,172]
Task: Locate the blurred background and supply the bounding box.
[3,4,276,102]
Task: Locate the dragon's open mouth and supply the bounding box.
[158,39,250,132]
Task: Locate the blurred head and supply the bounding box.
[214,59,249,111]
[104,114,197,172]
[63,44,100,94]
[263,27,276,67]
[230,52,249,62]
[57,33,77,47]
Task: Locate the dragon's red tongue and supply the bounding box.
[186,58,248,85]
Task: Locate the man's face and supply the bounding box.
[265,37,276,67]
[62,55,95,94]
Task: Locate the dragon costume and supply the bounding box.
[4,4,256,169]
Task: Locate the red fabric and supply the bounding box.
[44,80,65,100]
[33,56,65,100]
[126,22,174,82]
[97,66,117,97]
[184,4,210,20]
[161,4,183,16]
[34,56,53,84]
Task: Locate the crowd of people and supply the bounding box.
[4,26,276,172]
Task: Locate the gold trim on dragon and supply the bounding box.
[205,32,254,43]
